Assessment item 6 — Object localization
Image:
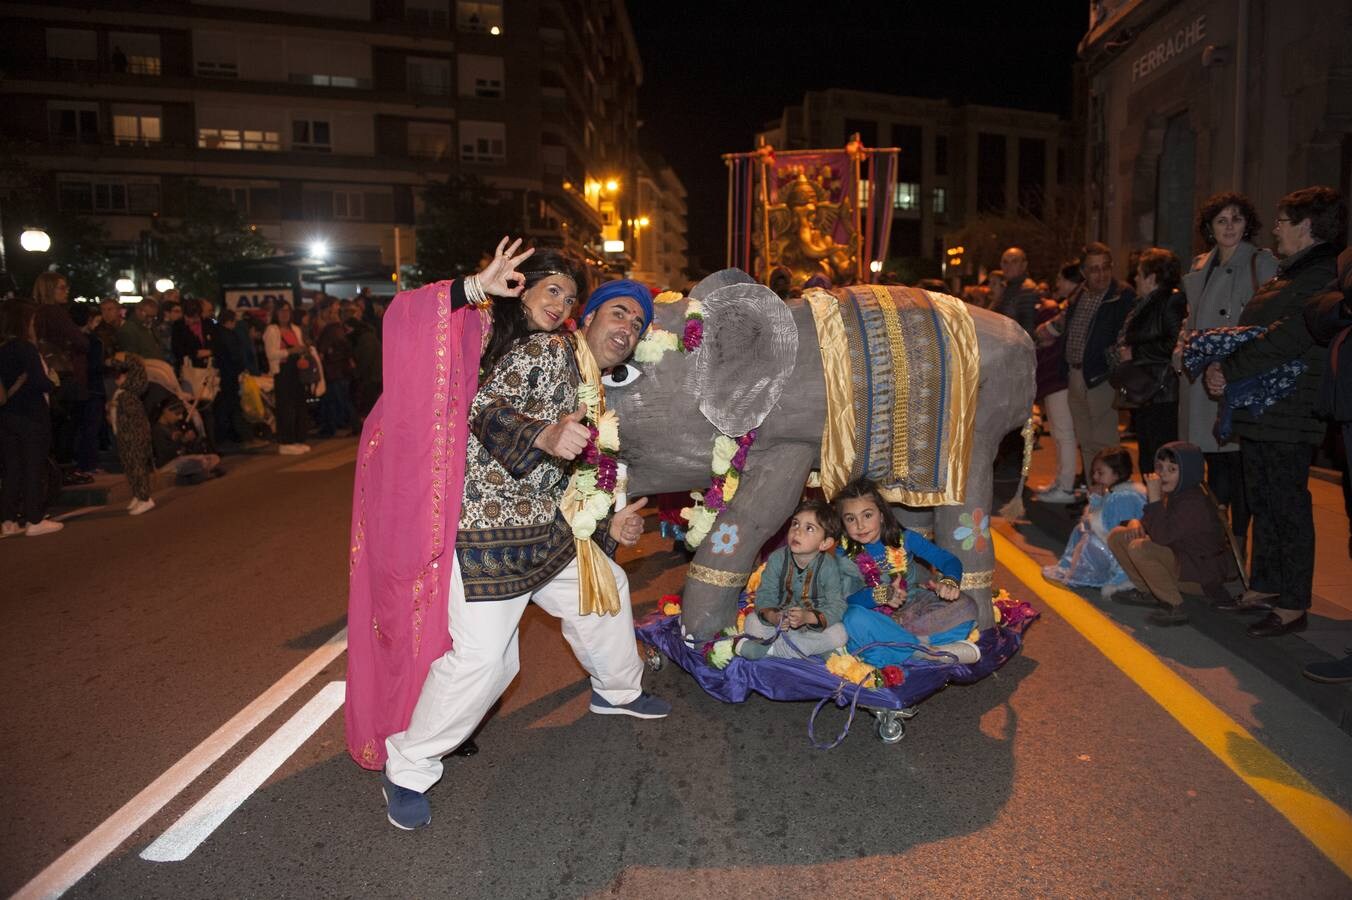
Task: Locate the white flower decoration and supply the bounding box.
[596,408,620,453]
[710,434,739,476]
[571,512,598,540]
[584,490,612,520]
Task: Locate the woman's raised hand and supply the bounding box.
[478,236,535,297]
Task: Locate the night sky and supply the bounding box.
[626,0,1090,274]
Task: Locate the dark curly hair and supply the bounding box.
[480,248,590,379]
[1278,185,1349,245]
[1196,192,1262,247]
[792,499,842,543]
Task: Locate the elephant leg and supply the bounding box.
[681,442,817,640]
[933,427,998,630]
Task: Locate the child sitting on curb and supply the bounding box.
[1106,442,1233,626]
[834,478,986,667]
[1042,446,1146,598]
[735,499,849,661]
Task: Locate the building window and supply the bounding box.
[408,121,451,160]
[456,1,502,33]
[109,32,161,76]
[459,120,505,164]
[857,179,871,206]
[333,190,365,220]
[46,28,97,70]
[932,187,947,216]
[195,31,238,78]
[893,182,920,211]
[934,135,949,177]
[210,185,251,213]
[407,57,451,95]
[893,125,922,182]
[48,102,100,144]
[57,178,159,214]
[289,73,368,89]
[1018,137,1046,218]
[976,132,1006,214]
[112,105,162,145]
[406,0,450,27]
[292,119,332,152]
[198,128,281,151]
[458,55,504,98]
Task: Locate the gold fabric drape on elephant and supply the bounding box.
[560,333,622,616]
[806,286,979,506]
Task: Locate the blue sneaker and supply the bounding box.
[589,690,671,719]
[381,773,431,830]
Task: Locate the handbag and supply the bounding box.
[1109,359,1172,408]
[180,357,220,402]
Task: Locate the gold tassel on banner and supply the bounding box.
[560,334,622,617]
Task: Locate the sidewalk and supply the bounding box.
[1006,423,1352,735]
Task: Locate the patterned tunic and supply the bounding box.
[456,333,579,600]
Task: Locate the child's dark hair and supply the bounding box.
[793,498,842,542]
[1155,446,1179,467]
[1092,445,1134,485]
[833,477,902,546]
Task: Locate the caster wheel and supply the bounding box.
[875,712,906,744]
[644,647,665,672]
[897,705,919,720]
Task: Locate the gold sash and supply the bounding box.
[561,333,622,616]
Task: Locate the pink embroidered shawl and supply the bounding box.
[344,281,480,769]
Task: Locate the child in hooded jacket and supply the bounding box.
[1106,441,1234,626]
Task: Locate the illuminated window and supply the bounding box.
[893,182,920,211]
[932,187,947,215]
[408,121,451,160]
[110,32,161,75]
[857,179,871,206]
[456,1,502,33]
[199,128,280,151]
[112,105,162,145]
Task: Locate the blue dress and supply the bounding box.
[1042,483,1146,588]
[836,532,974,667]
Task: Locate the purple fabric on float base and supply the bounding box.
[634,599,1037,710]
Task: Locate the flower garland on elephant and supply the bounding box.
[633,296,758,550]
[564,381,622,540]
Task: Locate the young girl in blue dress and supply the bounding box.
[1041,446,1146,598]
[834,478,987,667]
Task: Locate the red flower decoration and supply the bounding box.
[881,665,904,687]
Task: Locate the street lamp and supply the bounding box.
[308,240,329,261]
[604,178,619,194]
[115,277,135,294]
[20,228,51,253]
[154,278,175,293]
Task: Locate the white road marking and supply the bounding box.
[283,443,358,472]
[141,681,346,862]
[13,628,348,900]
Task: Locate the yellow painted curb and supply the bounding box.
[993,528,1352,880]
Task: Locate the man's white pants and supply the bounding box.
[1041,388,1079,491]
[385,554,644,792]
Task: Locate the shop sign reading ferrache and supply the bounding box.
[1131,14,1207,82]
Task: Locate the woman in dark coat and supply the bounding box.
[1205,186,1347,637]
[1115,247,1187,476]
[0,302,62,535]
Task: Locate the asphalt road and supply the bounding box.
[4,438,1350,898]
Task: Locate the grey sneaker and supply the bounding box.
[381,773,431,830]
[589,690,671,719]
[1304,652,1352,684]
[1037,487,1078,504]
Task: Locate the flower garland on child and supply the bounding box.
[841,537,909,605]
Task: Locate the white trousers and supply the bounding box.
[1041,388,1079,491]
[385,553,644,792]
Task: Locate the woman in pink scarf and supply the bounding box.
[344,238,584,769]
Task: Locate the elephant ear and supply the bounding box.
[689,267,758,300]
[691,282,798,437]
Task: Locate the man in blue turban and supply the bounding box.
[578,278,654,369]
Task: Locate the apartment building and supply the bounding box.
[0,0,669,295]
[758,89,1073,266]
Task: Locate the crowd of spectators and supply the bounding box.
[0,278,387,535]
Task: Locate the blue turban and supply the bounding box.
[581,279,654,335]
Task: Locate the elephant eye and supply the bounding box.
[602,363,641,389]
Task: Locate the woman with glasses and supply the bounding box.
[1204,186,1346,636]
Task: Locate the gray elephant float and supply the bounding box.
[606,269,1036,640]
